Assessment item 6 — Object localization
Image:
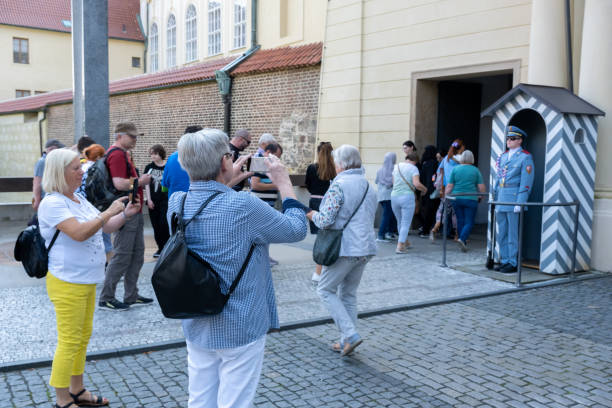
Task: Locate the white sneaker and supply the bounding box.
[385,233,398,240]
[311,272,321,282]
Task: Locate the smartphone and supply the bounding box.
[248,156,268,173]
[130,178,139,204]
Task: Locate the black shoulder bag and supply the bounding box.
[151,192,255,319]
[14,225,60,279]
[312,183,369,266]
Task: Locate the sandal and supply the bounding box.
[70,388,109,407]
[55,403,78,408]
[331,342,342,353]
[341,335,363,357]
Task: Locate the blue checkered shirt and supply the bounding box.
[167,180,307,349]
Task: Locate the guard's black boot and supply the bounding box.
[494,263,508,271]
[500,263,518,273]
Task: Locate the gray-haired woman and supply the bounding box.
[168,129,308,408]
[306,144,377,356]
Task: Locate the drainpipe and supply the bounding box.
[137,11,147,73]
[214,0,260,134]
[38,107,47,156]
[565,0,574,93]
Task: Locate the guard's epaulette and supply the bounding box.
[522,149,531,155]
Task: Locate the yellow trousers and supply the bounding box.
[46,272,96,388]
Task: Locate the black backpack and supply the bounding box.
[151,192,255,319]
[14,225,60,279]
[84,147,130,211]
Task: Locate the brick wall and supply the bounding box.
[46,65,321,174]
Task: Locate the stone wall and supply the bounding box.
[46,65,321,174]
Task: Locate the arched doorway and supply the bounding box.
[507,109,546,267]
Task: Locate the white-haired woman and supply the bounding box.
[168,129,307,408]
[38,148,141,408]
[445,150,485,251]
[306,144,377,356]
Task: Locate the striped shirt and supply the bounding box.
[167,180,307,349]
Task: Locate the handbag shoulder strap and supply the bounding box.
[46,229,61,252]
[396,164,416,193]
[179,191,223,230]
[227,244,256,296]
[341,182,370,229]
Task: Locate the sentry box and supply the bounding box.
[481,84,604,275]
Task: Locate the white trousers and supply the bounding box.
[187,336,266,408]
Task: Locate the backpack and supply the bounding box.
[151,192,255,319]
[14,225,60,279]
[84,147,131,211]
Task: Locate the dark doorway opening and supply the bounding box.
[435,74,513,224]
[508,109,546,267]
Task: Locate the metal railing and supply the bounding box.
[441,192,581,287]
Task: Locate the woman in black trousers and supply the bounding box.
[419,145,440,237]
[305,141,336,283]
[144,144,169,257]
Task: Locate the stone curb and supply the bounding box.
[1,273,608,373]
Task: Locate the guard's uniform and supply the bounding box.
[493,132,535,268]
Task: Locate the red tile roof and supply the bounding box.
[0,0,143,41]
[0,43,323,115]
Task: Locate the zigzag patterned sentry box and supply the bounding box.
[488,91,598,275]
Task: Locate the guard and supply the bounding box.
[493,125,535,273]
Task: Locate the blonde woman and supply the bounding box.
[305,141,336,283]
[38,148,140,408]
[391,151,428,253]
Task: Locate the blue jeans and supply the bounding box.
[452,199,478,243]
[377,200,396,238]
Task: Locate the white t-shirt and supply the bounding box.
[38,192,105,284]
[392,162,420,197]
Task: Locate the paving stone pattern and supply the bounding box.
[1,238,511,364]
[2,277,611,407]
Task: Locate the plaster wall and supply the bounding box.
[317,0,534,180]
[0,112,42,203]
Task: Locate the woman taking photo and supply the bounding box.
[38,148,140,408]
[445,150,485,251]
[305,141,336,282]
[169,129,307,407]
[307,145,377,356]
[375,152,398,242]
[391,151,428,253]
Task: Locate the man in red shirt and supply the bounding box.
[99,122,153,311]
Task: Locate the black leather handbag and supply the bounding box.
[312,183,369,266]
[151,192,255,319]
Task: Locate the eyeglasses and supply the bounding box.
[240,136,251,145]
[506,136,521,141]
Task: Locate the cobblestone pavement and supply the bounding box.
[1,277,610,407]
[1,232,514,365]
